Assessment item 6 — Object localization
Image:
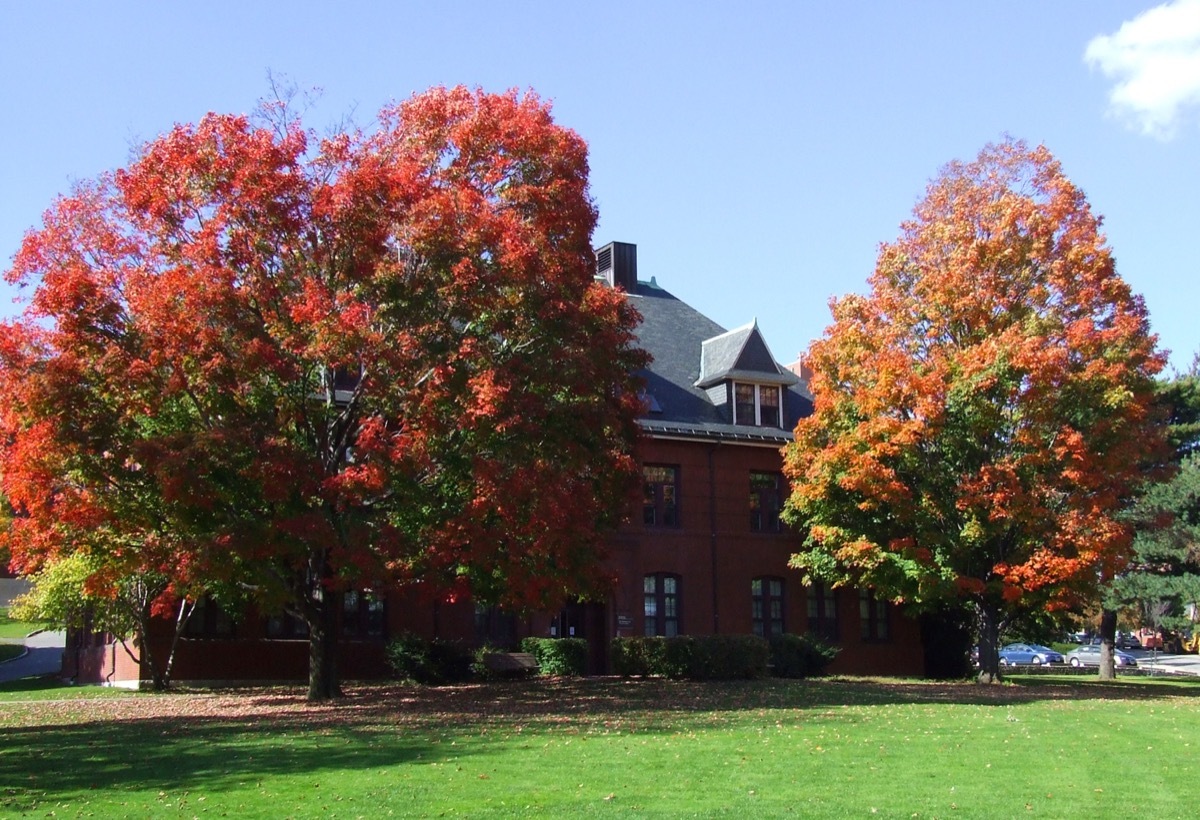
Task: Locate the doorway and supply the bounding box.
[551,600,608,674]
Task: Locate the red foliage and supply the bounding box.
[0,87,646,697]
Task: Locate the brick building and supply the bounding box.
[63,241,924,686]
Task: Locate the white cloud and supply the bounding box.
[1085,0,1200,139]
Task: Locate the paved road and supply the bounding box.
[0,629,66,683]
[2,578,66,683]
[2,576,65,683]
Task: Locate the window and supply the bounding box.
[643,465,680,527]
[752,577,785,637]
[475,604,518,648]
[734,383,782,427]
[644,573,681,636]
[750,472,784,532]
[266,611,309,639]
[342,590,385,638]
[860,589,890,641]
[807,582,839,642]
[185,596,235,638]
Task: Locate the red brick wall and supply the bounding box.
[607,436,926,677]
[67,433,926,685]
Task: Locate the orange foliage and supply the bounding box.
[784,139,1166,627]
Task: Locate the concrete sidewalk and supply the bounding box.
[1130,650,1200,677]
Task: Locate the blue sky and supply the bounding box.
[2,2,1198,372]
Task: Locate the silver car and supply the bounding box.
[998,643,1066,665]
[1064,644,1137,668]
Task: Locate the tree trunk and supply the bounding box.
[307,593,342,701]
[975,599,1003,684]
[134,605,169,692]
[1098,608,1117,681]
[158,598,198,692]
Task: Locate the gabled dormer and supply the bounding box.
[695,320,799,428]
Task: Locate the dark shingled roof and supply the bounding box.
[627,280,812,444]
[697,320,800,389]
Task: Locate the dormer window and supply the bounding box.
[695,320,797,429]
[734,382,781,427]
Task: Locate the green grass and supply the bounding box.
[1,675,1198,817]
[0,676,143,702]
[0,606,47,640]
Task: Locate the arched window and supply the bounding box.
[751,576,785,637]
[184,596,235,638]
[342,590,385,638]
[859,589,890,641]
[807,582,839,642]
[644,573,681,636]
[643,465,680,527]
[749,472,784,532]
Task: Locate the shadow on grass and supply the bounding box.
[3,673,1198,810]
[0,701,461,812]
[0,675,67,695]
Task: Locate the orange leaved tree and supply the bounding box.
[0,87,646,700]
[783,139,1166,681]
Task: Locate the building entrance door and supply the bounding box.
[551,600,608,674]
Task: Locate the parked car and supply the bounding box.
[1116,633,1141,650]
[1064,644,1138,668]
[998,643,1065,665]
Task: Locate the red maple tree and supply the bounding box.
[0,87,647,699]
[783,139,1167,681]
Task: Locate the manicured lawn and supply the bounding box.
[0,606,46,640]
[0,676,144,702]
[2,675,1198,817]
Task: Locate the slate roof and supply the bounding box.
[626,280,812,444]
[697,320,800,389]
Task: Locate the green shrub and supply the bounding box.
[611,636,692,678]
[661,636,699,679]
[385,634,473,685]
[610,635,650,677]
[611,635,769,680]
[520,637,587,676]
[768,633,839,678]
[694,634,770,680]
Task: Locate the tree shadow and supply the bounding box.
[0,706,466,812]
[2,674,1197,810]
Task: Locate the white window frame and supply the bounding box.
[734,382,782,428]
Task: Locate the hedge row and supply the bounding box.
[610,633,837,680]
[611,634,767,679]
[384,634,475,685]
[766,633,840,678]
[386,635,590,684]
[386,632,838,685]
[520,637,587,676]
